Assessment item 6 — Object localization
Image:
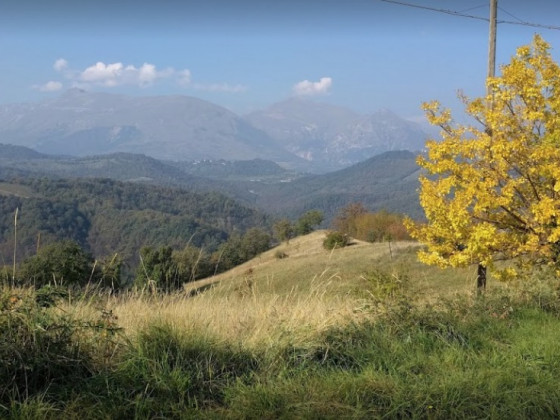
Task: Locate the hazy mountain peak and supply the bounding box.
[245,99,428,171]
[0,91,302,165]
[61,87,88,97]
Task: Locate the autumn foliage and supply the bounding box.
[333,203,410,242]
[406,35,560,280]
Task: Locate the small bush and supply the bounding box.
[275,250,288,259]
[18,240,94,287]
[362,267,409,299]
[323,231,349,250]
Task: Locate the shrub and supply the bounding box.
[332,204,411,242]
[362,267,409,299]
[273,219,294,243]
[274,250,288,259]
[323,231,349,250]
[18,240,95,287]
[295,210,324,236]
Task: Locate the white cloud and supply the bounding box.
[178,69,192,86]
[80,62,124,85]
[292,77,332,96]
[137,63,157,85]
[34,81,63,92]
[40,59,244,94]
[77,61,177,87]
[194,82,247,93]
[53,58,68,72]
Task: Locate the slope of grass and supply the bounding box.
[185,230,477,300]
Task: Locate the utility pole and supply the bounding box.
[487,0,498,87]
[478,0,498,292]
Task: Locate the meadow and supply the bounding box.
[3,231,560,419]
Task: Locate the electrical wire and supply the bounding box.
[379,0,560,31]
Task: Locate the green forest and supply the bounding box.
[0,177,272,286]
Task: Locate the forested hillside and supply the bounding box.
[0,178,269,271]
[0,146,260,204]
[0,145,424,223]
[250,150,422,220]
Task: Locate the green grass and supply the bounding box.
[220,294,560,419]
[0,182,34,198]
[3,238,560,418]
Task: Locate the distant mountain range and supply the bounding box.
[245,98,428,171]
[0,88,299,166]
[0,89,429,172]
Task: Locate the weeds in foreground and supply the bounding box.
[0,285,122,412]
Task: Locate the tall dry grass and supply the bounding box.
[62,235,472,352]
[70,272,366,352]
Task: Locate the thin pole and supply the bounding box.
[487,0,498,88]
[12,207,18,284]
[478,0,497,293]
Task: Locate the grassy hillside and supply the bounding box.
[183,230,474,300]
[0,232,560,419]
[0,182,34,198]
[3,232,560,418]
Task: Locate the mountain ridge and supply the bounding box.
[245,98,428,170]
[0,89,302,165]
[0,90,428,172]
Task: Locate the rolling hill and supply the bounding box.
[182,230,474,302]
[0,144,423,222]
[249,150,423,220]
[0,177,270,273]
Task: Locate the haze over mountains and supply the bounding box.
[246,98,428,170]
[0,144,422,221]
[0,89,428,173]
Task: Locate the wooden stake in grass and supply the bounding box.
[12,207,18,285]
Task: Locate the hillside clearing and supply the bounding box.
[101,232,486,345]
[0,182,34,198]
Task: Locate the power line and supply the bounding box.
[497,7,524,24]
[379,0,488,22]
[458,4,488,14]
[379,0,560,31]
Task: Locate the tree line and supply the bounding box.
[0,190,325,290]
[0,177,269,272]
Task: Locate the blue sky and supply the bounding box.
[1,0,559,120]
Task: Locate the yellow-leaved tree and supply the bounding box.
[406,35,560,290]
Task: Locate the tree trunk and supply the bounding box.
[477,264,487,293]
